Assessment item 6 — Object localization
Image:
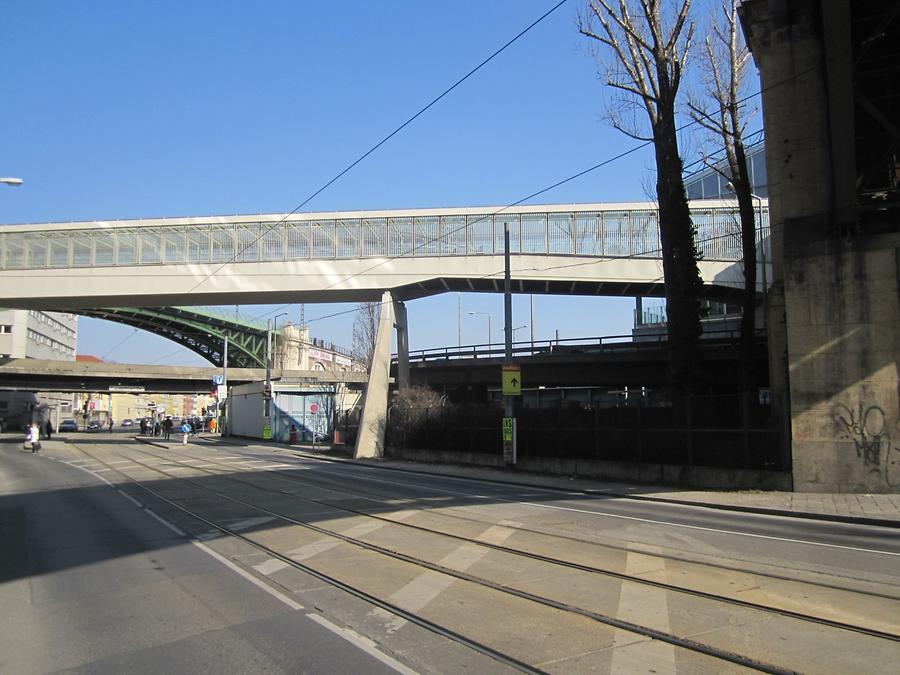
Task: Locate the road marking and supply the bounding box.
[305,613,417,674]
[55,451,415,670]
[228,516,276,532]
[372,524,515,634]
[117,489,143,507]
[300,465,900,557]
[611,547,675,674]
[253,511,417,577]
[192,539,305,611]
[145,508,187,536]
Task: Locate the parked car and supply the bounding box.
[121,418,133,427]
[59,419,78,432]
[87,421,102,432]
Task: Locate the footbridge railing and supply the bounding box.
[0,201,767,271]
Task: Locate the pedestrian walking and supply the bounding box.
[163,417,172,441]
[27,422,41,453]
[108,418,114,433]
[45,419,53,440]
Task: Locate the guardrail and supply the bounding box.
[396,329,762,364]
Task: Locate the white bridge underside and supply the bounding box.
[0,255,747,310]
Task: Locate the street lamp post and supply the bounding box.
[502,324,528,342]
[272,311,288,372]
[468,311,492,346]
[726,182,768,330]
[751,193,767,329]
[264,312,288,421]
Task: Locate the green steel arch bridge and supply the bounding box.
[77,306,275,368]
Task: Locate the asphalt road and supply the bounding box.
[0,437,408,675]
[3,433,899,673]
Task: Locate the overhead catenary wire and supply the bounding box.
[180,0,571,300]
[16,14,829,359]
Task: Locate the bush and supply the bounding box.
[387,387,445,446]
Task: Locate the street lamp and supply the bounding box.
[264,311,288,418]
[750,192,768,329]
[726,182,768,329]
[1,177,23,186]
[502,324,528,341]
[272,311,288,372]
[468,311,492,345]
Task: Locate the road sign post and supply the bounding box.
[502,416,516,464]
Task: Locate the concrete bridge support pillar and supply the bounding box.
[394,298,410,391]
[354,291,397,459]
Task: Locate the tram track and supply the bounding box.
[60,440,900,673]
[68,441,800,674]
[126,442,900,642]
[234,450,900,600]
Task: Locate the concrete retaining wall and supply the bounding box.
[384,447,792,491]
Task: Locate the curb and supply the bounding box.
[193,435,900,529]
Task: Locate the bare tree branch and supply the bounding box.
[579,0,704,389]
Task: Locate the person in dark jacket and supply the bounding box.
[45,419,53,440]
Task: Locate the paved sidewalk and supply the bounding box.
[194,434,900,527]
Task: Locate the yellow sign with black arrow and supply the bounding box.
[502,364,521,396]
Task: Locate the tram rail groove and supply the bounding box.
[67,442,544,675]
[72,443,900,673]
[192,436,900,530]
[70,442,799,675]
[137,443,900,644]
[158,440,900,604]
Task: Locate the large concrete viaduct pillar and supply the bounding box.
[354,291,410,459]
[741,0,900,492]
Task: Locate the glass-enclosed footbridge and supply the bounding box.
[0,201,768,310]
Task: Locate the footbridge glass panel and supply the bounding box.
[0,203,769,271]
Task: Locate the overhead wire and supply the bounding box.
[181,0,571,300]
[16,6,831,359]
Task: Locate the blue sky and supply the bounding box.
[1,0,744,364]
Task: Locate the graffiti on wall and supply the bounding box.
[832,402,900,487]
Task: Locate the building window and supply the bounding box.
[0,325,11,334]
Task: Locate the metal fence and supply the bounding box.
[0,204,769,270]
[385,394,785,472]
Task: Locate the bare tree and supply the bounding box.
[351,301,380,369]
[687,0,758,393]
[579,0,704,389]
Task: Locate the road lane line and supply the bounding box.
[299,465,900,557]
[304,613,417,674]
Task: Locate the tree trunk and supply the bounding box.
[653,113,703,390]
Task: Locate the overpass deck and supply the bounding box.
[0,359,366,394]
[0,201,768,309]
